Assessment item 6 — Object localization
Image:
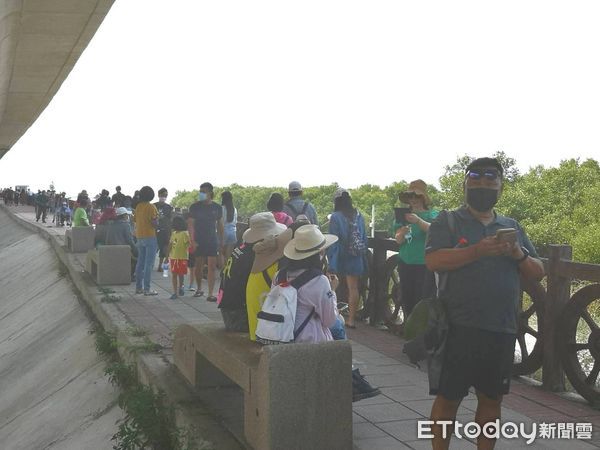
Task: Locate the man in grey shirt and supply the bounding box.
[106,207,138,280]
[425,157,545,450]
[283,181,319,225]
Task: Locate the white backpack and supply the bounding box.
[255,269,322,345]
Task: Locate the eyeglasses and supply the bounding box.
[467,169,500,181]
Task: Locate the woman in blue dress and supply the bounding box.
[326,188,368,328]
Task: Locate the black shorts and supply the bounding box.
[435,325,516,401]
[194,239,218,257]
[156,229,170,257]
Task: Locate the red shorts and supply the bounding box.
[169,258,188,275]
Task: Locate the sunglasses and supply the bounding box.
[467,169,500,181]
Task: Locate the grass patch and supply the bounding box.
[98,287,121,303]
[94,325,202,449]
[94,327,118,356]
[127,326,149,337]
[127,337,163,354]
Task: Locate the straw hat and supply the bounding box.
[251,228,293,273]
[399,179,430,206]
[283,225,338,260]
[242,212,287,244]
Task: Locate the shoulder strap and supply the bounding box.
[437,210,457,296]
[262,269,272,287]
[301,201,309,214]
[294,307,315,339]
[285,201,299,216]
[289,268,322,289]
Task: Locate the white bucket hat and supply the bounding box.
[242,212,287,244]
[283,225,338,260]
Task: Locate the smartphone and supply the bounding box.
[496,228,517,244]
[394,207,412,224]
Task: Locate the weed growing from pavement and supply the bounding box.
[127,337,163,354]
[98,287,121,303]
[93,326,202,449]
[126,326,148,337]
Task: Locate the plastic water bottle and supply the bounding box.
[162,262,169,277]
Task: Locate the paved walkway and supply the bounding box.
[6,205,600,449]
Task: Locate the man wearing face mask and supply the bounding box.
[425,157,545,450]
[154,188,173,272]
[187,182,224,302]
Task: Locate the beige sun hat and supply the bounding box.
[242,212,287,244]
[399,179,431,207]
[283,224,338,260]
[251,228,293,273]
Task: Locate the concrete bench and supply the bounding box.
[65,226,95,253]
[173,323,352,450]
[85,245,131,285]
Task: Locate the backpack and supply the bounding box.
[255,268,322,345]
[346,212,367,256]
[217,242,255,310]
[285,200,309,221]
[402,210,457,366]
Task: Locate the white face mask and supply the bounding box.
[159,197,167,202]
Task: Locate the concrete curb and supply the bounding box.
[0,205,242,450]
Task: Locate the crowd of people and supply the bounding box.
[4,157,546,448]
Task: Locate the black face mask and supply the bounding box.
[466,188,499,212]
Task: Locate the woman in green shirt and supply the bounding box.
[392,180,438,319]
[73,198,90,227]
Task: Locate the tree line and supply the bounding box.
[172,152,600,264]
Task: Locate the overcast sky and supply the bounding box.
[1,0,599,198]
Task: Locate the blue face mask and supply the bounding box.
[198,192,207,202]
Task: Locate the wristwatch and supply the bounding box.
[516,246,530,263]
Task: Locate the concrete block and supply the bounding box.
[65,226,95,253]
[173,323,353,450]
[85,245,131,285]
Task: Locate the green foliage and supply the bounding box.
[172,154,600,263]
[95,328,118,356]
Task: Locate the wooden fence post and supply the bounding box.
[369,231,389,326]
[543,244,572,391]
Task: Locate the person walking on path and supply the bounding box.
[283,181,319,225]
[112,185,126,208]
[425,157,545,450]
[220,190,238,268]
[393,179,439,320]
[326,188,368,329]
[35,190,49,223]
[154,187,173,273]
[187,182,224,302]
[134,186,159,296]
[168,216,190,300]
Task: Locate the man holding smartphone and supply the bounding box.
[425,157,545,450]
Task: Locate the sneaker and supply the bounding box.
[135,289,143,294]
[144,290,159,296]
[352,368,381,402]
[188,286,196,291]
[169,293,178,300]
[178,287,185,296]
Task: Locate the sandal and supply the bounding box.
[193,290,204,298]
[169,293,178,300]
[144,290,158,296]
[206,296,217,303]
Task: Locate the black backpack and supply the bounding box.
[217,242,255,310]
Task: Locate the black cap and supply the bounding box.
[465,157,504,176]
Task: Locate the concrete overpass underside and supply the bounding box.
[0,0,115,159]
